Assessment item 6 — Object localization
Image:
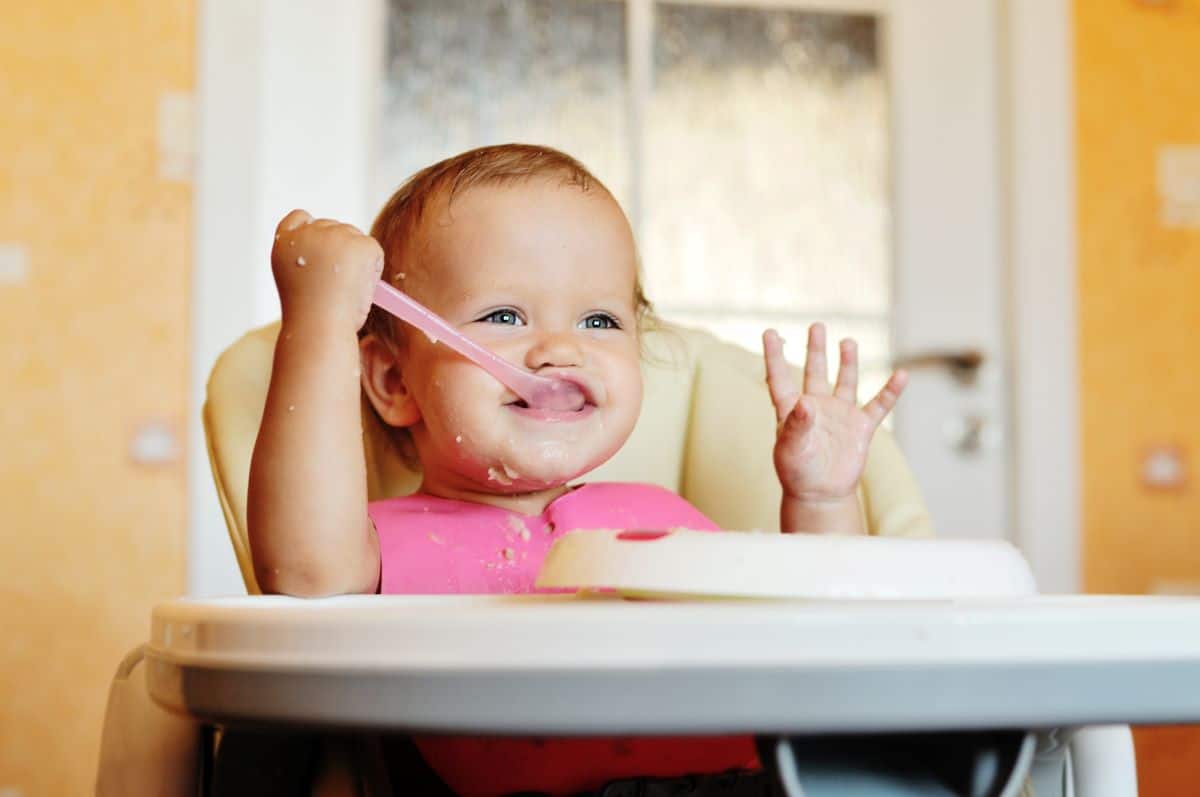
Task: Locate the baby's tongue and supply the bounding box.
[524,380,585,412]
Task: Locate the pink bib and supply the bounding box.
[369,482,719,595]
[366,483,753,797]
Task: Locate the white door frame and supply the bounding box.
[1005,0,1079,594]
[188,0,385,596]
[189,0,1079,595]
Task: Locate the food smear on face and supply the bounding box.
[538,441,568,467]
[487,467,513,486]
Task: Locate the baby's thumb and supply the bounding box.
[276,209,313,235]
[781,397,815,437]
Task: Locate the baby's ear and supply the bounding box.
[359,334,421,427]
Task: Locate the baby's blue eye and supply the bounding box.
[580,313,620,330]
[480,309,524,326]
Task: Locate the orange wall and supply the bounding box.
[1077,0,1200,594]
[0,3,192,794]
[1076,3,1200,791]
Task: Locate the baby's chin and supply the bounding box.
[478,460,587,491]
[474,445,608,491]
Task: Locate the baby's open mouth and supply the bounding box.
[506,398,592,411]
[505,375,599,413]
[505,395,596,420]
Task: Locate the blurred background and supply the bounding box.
[2,0,1199,793]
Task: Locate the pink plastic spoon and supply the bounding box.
[372,281,586,412]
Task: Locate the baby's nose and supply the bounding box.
[524,333,584,370]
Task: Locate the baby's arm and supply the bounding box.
[247,210,385,596]
[763,324,908,535]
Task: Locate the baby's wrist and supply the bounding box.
[780,493,863,534]
[780,485,858,504]
[781,492,857,510]
[280,303,359,337]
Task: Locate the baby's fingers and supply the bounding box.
[863,370,910,427]
[276,209,313,235]
[804,323,831,396]
[763,329,799,424]
[833,339,858,401]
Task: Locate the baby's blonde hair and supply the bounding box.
[361,143,652,346]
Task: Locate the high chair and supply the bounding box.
[97,322,1137,796]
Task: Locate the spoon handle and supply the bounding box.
[372,280,539,398]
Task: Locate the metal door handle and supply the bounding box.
[893,349,984,386]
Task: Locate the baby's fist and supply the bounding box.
[271,209,384,331]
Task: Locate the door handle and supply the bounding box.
[892,349,984,386]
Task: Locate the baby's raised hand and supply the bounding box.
[764,324,908,503]
[270,209,384,332]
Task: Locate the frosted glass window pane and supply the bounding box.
[377,0,629,211]
[644,5,891,324]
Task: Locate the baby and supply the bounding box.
[247,144,907,796]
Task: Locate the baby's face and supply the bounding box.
[391,179,643,493]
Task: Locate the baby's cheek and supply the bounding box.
[426,364,491,421]
[608,380,642,436]
[439,409,498,460]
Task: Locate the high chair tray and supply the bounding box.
[147,594,1200,734]
[535,529,1037,598]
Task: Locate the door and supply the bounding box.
[192,0,1016,595]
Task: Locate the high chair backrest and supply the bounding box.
[204,322,932,593]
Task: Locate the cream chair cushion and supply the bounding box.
[204,322,932,593]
